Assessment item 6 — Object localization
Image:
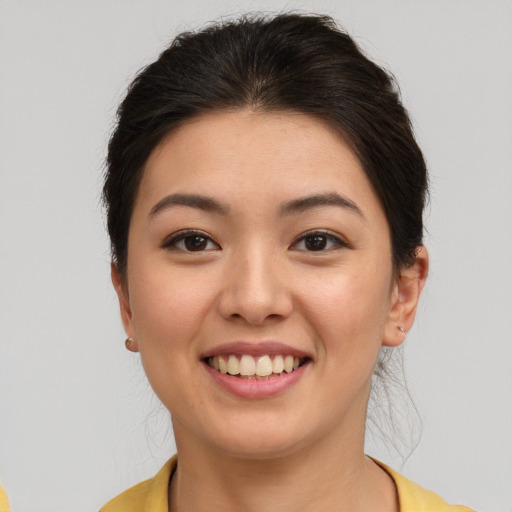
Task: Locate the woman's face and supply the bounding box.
[114,111,412,459]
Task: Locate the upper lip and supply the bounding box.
[201,341,312,359]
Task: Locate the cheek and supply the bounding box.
[128,264,216,357]
[300,264,392,355]
[127,265,219,411]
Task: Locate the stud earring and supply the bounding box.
[397,326,405,334]
[125,337,138,352]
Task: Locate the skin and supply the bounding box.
[112,110,428,511]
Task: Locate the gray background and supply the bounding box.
[0,1,511,510]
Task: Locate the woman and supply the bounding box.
[100,13,473,511]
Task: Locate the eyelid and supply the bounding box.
[290,229,348,251]
[161,229,220,251]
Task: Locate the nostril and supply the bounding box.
[217,270,293,325]
[227,311,286,326]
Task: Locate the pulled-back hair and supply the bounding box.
[104,13,427,278]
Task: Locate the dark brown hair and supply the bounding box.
[104,13,427,277]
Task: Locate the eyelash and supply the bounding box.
[161,229,220,252]
[291,230,347,252]
[161,229,347,253]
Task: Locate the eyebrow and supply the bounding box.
[148,192,363,219]
[149,193,230,217]
[279,193,364,218]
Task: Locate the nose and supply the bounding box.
[217,244,293,326]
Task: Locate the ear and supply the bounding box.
[111,263,139,352]
[382,246,429,347]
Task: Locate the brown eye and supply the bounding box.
[291,231,345,252]
[305,235,328,251]
[184,235,208,251]
[163,231,220,252]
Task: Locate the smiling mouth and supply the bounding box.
[206,354,308,380]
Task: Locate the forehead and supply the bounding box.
[137,110,384,220]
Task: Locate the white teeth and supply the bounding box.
[227,355,239,375]
[272,355,284,373]
[255,355,273,377]
[208,354,305,377]
[240,354,256,376]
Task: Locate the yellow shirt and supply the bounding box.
[100,456,474,512]
[0,486,10,512]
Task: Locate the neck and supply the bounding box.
[169,420,398,512]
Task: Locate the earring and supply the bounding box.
[397,326,405,334]
[125,337,138,352]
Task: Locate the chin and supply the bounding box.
[197,413,317,461]
[216,434,307,461]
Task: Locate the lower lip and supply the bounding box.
[204,362,309,399]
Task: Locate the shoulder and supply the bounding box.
[100,457,176,512]
[375,461,475,512]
